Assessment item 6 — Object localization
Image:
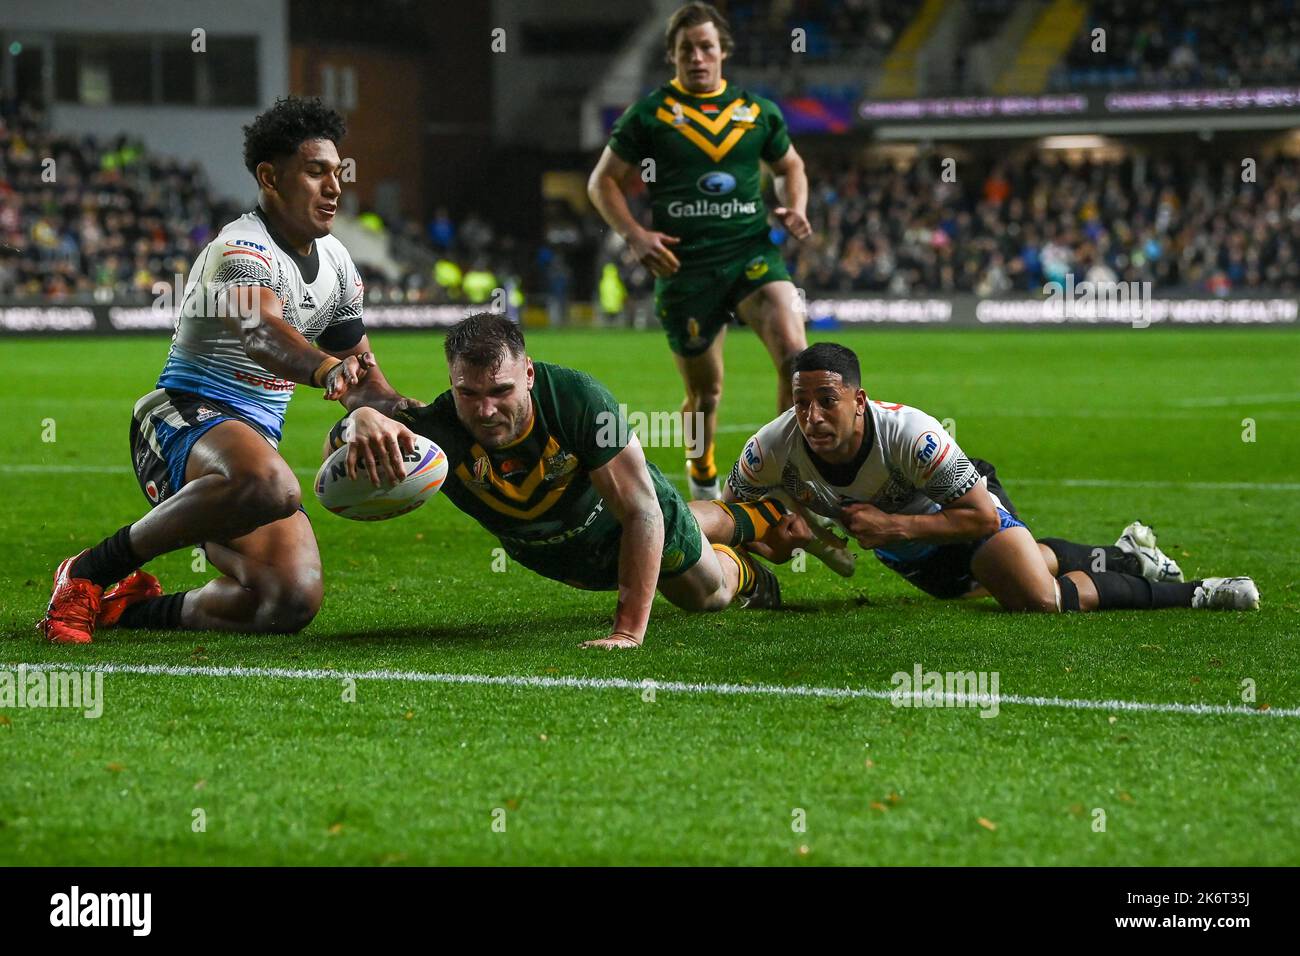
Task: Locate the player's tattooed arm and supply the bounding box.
[582,435,665,649]
[319,334,422,417]
[225,286,368,400]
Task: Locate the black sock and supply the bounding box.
[117,591,189,629]
[1086,571,1199,610]
[1039,538,1139,576]
[1057,574,1081,611]
[70,525,142,589]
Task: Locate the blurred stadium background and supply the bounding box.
[3,0,1300,331]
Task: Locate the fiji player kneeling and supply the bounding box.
[696,342,1259,614]
[331,313,806,649]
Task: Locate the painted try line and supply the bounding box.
[12,661,1297,719]
[3,463,1299,492]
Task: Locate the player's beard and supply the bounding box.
[471,399,532,449]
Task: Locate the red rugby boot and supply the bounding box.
[40,551,102,645]
[99,570,163,628]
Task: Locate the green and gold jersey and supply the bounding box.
[395,362,691,589]
[607,78,791,271]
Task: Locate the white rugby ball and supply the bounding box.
[314,435,448,521]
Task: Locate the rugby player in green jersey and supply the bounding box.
[326,313,810,649]
[587,2,812,501]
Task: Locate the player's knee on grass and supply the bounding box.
[227,461,302,526]
[658,561,729,613]
[992,582,1060,614]
[1027,573,1099,613]
[252,567,322,633]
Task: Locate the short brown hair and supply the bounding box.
[664,2,734,65]
[444,312,525,372]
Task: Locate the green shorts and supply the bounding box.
[655,237,791,357]
[509,462,704,591]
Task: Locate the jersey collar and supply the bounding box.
[669,76,728,98]
[253,205,320,284]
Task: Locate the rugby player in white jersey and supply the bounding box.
[41,97,416,643]
[697,342,1259,614]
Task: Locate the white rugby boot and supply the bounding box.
[688,474,722,500]
[1192,577,1260,611]
[1115,521,1184,582]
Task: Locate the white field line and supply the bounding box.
[1170,392,1300,408]
[2,462,1298,492]
[11,661,1297,719]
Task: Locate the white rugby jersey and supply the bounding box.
[156,208,365,440]
[728,401,998,560]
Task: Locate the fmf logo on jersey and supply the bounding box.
[225,239,268,253]
[741,438,763,476]
[697,171,736,195]
[913,430,949,479]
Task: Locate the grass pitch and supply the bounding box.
[1,326,1297,865]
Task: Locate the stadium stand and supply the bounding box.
[1051,0,1300,91]
[791,150,1300,295]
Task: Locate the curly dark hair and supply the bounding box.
[241,96,346,178]
[444,312,525,372]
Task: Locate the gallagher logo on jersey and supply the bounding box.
[697,171,736,196]
[913,430,950,480]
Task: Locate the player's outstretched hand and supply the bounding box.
[344,406,419,487]
[748,511,813,564]
[628,228,681,277]
[841,501,896,550]
[323,351,375,401]
[580,633,643,650]
[774,207,812,240]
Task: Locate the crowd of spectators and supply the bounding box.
[0,100,241,300]
[726,0,915,69]
[0,98,533,308]
[1052,0,1300,91]
[786,150,1300,296]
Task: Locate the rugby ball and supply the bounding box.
[314,435,448,521]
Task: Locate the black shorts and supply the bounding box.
[873,459,1027,599]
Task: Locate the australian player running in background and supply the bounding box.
[41,96,416,644]
[704,342,1259,614]
[588,1,811,500]
[331,313,805,649]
